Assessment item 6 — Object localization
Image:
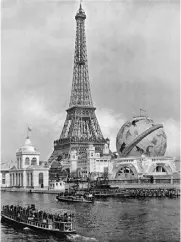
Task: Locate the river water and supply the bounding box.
[1,191,180,242]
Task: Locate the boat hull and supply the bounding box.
[1,214,76,236]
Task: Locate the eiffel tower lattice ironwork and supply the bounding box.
[48,4,107,164]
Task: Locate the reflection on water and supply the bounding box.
[1,192,180,242]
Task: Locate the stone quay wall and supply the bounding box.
[0,181,180,194]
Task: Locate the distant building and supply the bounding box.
[49,180,65,192]
[56,143,111,179]
[0,135,49,189]
[0,165,10,188]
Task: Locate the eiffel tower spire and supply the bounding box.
[48,4,107,165]
[69,3,93,107]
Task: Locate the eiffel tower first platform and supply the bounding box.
[48,4,109,164]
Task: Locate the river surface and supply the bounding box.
[1,191,180,242]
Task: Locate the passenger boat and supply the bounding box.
[56,192,94,203]
[1,204,76,236]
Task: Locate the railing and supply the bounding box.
[66,178,180,185]
[155,179,171,184]
[107,179,180,184]
[173,179,180,184]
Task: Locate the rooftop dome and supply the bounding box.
[17,136,38,153]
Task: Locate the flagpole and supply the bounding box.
[27,127,32,138]
[27,128,29,138]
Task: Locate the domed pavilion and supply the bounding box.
[8,134,49,189]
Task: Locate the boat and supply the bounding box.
[56,191,94,203]
[1,204,76,236]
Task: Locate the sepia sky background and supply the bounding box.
[1,0,180,162]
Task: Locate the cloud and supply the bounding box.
[96,108,126,151]
[20,94,65,133]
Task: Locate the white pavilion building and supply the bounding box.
[1,135,49,189]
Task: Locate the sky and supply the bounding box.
[1,0,180,162]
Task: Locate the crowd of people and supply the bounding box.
[2,204,74,224]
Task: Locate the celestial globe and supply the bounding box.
[116,116,167,157]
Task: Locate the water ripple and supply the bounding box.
[1,192,180,242]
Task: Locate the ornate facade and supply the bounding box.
[57,143,111,178]
[109,155,178,180]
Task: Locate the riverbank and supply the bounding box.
[1,183,180,194]
[0,187,61,194]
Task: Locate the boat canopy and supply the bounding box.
[8,204,75,216]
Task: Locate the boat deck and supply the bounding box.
[1,213,75,234]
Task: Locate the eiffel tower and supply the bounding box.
[48,4,108,164]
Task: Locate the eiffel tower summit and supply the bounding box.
[48,4,109,165]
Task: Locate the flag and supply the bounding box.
[140,109,146,112]
[28,127,32,131]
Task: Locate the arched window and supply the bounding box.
[39,173,43,184]
[17,158,19,169]
[25,157,30,165]
[155,166,166,172]
[39,173,44,188]
[20,158,22,169]
[31,157,37,165]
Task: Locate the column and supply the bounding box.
[9,174,11,186]
[27,173,29,186]
[31,173,33,187]
[171,176,173,184]
[21,173,23,187]
[23,171,26,188]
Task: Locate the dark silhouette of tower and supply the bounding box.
[48,4,108,164]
